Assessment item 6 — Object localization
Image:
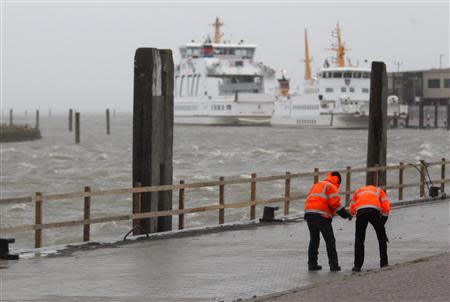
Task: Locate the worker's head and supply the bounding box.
[326,171,342,186]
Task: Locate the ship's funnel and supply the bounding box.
[278,73,290,96]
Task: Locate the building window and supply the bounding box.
[428,79,441,88]
[341,87,347,92]
[325,88,334,93]
[349,87,355,92]
[362,88,369,93]
[444,79,450,88]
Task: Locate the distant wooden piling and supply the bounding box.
[366,62,387,186]
[106,109,111,135]
[250,173,256,220]
[313,168,319,184]
[419,160,425,197]
[284,172,291,216]
[35,110,39,129]
[434,102,439,128]
[9,109,12,126]
[345,166,351,206]
[441,158,446,194]
[75,112,80,144]
[398,162,404,200]
[34,192,42,248]
[447,103,450,130]
[83,186,91,242]
[69,109,73,132]
[219,176,225,224]
[392,112,398,128]
[178,180,185,230]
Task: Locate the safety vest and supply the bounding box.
[349,185,390,216]
[304,176,343,219]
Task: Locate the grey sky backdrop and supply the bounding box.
[1,1,449,113]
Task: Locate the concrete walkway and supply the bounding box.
[1,201,449,302]
[257,252,449,302]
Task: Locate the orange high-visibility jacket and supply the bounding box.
[349,185,390,216]
[304,173,343,219]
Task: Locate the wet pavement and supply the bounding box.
[1,200,449,302]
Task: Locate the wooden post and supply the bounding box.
[441,158,446,194]
[75,112,80,144]
[366,62,387,186]
[420,160,425,198]
[314,168,319,184]
[250,173,256,220]
[178,180,185,230]
[434,102,439,128]
[9,109,13,126]
[35,192,42,248]
[447,103,450,130]
[345,166,351,206]
[419,102,424,128]
[35,110,40,129]
[133,48,174,234]
[219,177,225,224]
[106,108,110,135]
[83,186,91,242]
[132,182,142,236]
[398,162,404,200]
[69,109,73,132]
[284,172,291,216]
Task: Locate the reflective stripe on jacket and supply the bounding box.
[349,185,390,217]
[304,174,343,219]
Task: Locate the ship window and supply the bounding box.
[362,72,370,78]
[214,48,227,55]
[428,79,441,88]
[226,105,232,110]
[349,87,355,92]
[227,48,235,55]
[362,88,369,93]
[235,61,244,67]
[444,79,450,88]
[354,72,362,78]
[343,72,352,78]
[333,72,342,78]
[341,87,347,92]
[325,88,334,93]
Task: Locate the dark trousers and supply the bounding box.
[354,209,388,269]
[305,213,338,267]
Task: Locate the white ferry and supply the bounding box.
[271,25,407,128]
[174,18,277,125]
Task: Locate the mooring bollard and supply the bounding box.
[75,112,80,144]
[106,108,110,135]
[35,110,39,129]
[69,109,73,132]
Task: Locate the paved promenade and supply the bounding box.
[1,200,449,301]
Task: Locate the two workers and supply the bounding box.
[304,171,390,272]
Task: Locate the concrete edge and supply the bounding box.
[243,251,450,302]
[16,196,449,258]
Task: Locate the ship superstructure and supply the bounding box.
[174,18,277,125]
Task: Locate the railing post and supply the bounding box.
[178,180,185,230]
[250,173,256,220]
[132,182,142,236]
[345,166,351,206]
[441,158,446,194]
[314,168,319,184]
[284,172,291,216]
[420,160,425,198]
[375,164,380,187]
[83,186,91,242]
[34,192,42,248]
[219,177,225,224]
[398,162,404,201]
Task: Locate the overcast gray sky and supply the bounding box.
[1,0,449,113]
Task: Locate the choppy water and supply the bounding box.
[1,113,449,249]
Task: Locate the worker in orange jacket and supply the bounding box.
[304,171,351,271]
[349,185,391,272]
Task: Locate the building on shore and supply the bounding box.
[388,68,450,105]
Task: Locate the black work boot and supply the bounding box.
[330,265,341,272]
[352,267,361,272]
[308,264,322,271]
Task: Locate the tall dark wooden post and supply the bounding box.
[106,109,111,135]
[366,62,387,186]
[419,102,424,128]
[75,112,80,144]
[69,109,73,132]
[434,101,439,128]
[133,48,174,234]
[35,110,39,129]
[447,102,450,130]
